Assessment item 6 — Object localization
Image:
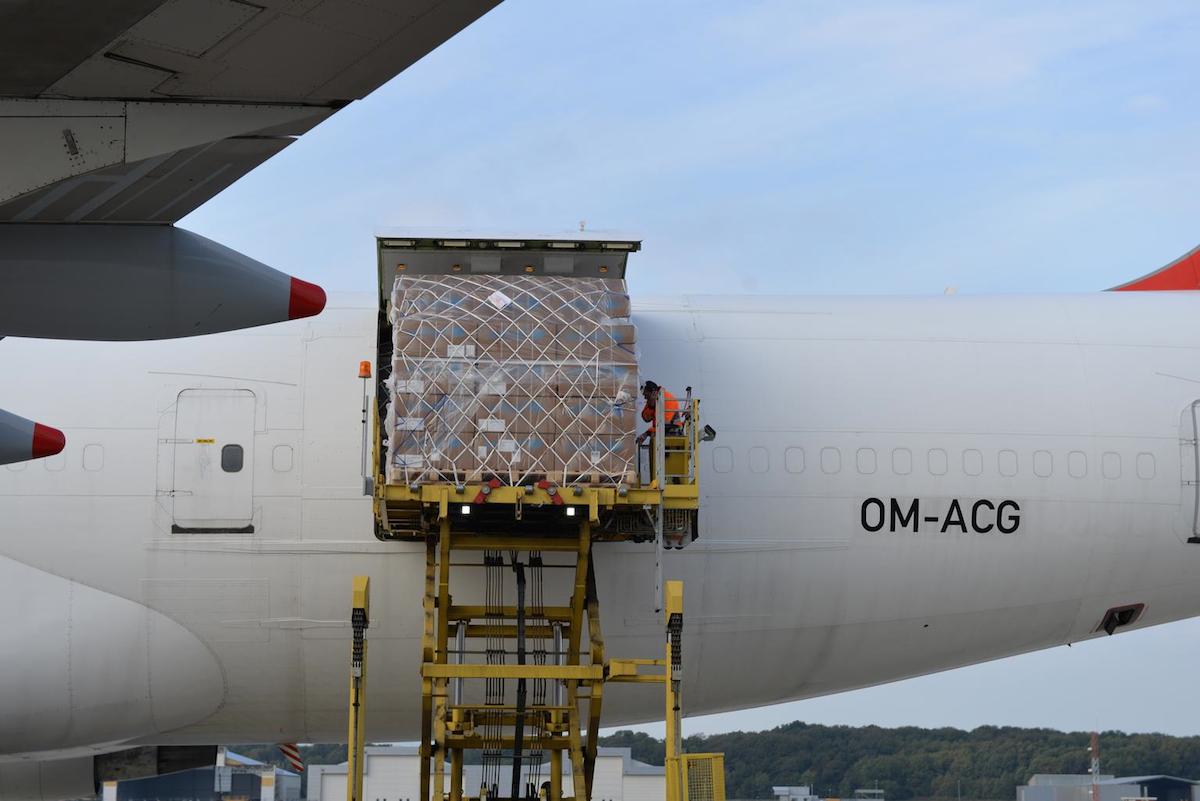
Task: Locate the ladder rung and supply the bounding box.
[448,605,575,622]
[449,704,574,713]
[460,624,562,638]
[445,736,574,750]
[446,535,586,552]
[423,663,603,680]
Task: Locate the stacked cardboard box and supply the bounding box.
[386,274,638,485]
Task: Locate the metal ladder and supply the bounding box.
[416,514,605,801]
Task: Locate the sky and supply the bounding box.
[181,1,1200,736]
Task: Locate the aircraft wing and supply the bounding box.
[0,0,501,223]
[0,0,501,463]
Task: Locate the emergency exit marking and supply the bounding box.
[195,438,216,444]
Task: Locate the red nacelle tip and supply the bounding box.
[288,277,327,320]
[31,423,65,458]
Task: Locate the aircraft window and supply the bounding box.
[963,449,983,476]
[43,451,66,472]
[1137,452,1156,480]
[927,448,947,476]
[1102,451,1121,479]
[892,448,912,475]
[272,444,294,472]
[998,449,1018,477]
[713,446,733,473]
[784,447,805,474]
[221,444,245,473]
[856,448,876,475]
[6,461,26,472]
[82,444,104,472]
[1033,450,1053,478]
[1068,450,1087,478]
[748,446,769,474]
[820,447,841,474]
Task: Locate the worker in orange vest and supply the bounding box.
[636,380,682,444]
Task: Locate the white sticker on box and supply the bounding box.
[479,418,506,433]
[487,290,513,310]
[499,438,518,453]
[446,343,476,358]
[396,454,424,468]
[397,417,425,431]
[479,378,507,395]
[396,379,426,393]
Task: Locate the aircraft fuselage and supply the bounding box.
[2,290,1199,759]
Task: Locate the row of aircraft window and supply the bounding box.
[711,445,1158,481]
[5,444,107,472]
[2,442,1158,483]
[5,444,296,473]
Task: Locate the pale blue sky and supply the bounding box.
[184,1,1200,736]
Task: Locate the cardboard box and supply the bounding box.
[556,364,637,398]
[389,274,638,485]
[554,434,634,478]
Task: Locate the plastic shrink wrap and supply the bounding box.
[385,275,638,485]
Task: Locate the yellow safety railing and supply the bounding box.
[640,393,701,490]
[671,754,726,801]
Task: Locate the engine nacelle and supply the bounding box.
[0,746,219,801]
[0,756,94,801]
[0,224,325,340]
[0,408,64,466]
[0,557,224,759]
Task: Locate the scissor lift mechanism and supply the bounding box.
[348,396,721,801]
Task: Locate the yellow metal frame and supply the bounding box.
[647,399,702,490]
[346,576,370,801]
[357,383,721,801]
[347,571,725,801]
[372,400,702,539]
[415,516,602,801]
[671,755,726,801]
[384,483,699,513]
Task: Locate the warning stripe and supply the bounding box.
[278,743,303,773]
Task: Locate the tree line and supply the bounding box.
[231,721,1200,801]
[603,724,1200,800]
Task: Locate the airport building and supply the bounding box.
[1018,774,1199,801]
[100,750,300,801]
[772,786,822,801]
[308,746,664,801]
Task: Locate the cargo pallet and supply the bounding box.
[354,235,722,801]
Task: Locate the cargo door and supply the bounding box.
[172,389,256,532]
[1181,400,1200,543]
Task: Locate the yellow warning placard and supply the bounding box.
[195,438,216,444]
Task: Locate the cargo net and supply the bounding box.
[385,274,638,486]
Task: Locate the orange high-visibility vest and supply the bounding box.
[642,389,681,431]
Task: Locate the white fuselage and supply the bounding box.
[3,290,1200,760]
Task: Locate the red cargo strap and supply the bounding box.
[473,478,502,504]
[535,480,564,506]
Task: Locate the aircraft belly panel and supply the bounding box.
[0,556,224,757]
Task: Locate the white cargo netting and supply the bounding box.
[385,274,638,486]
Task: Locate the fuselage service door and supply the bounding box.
[172,388,256,532]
